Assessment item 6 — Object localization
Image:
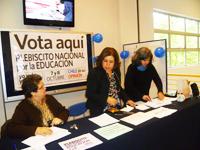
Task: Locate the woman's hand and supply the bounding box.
[51,117,64,126]
[142,95,151,101]
[35,127,52,136]
[107,97,118,107]
[158,92,165,100]
[126,100,136,107]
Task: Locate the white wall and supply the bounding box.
[153,0,200,19]
[118,0,138,44]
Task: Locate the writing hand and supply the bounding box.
[142,95,151,101]
[35,127,52,136]
[126,100,136,107]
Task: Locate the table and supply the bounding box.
[1,97,200,150]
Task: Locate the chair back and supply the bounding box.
[68,102,87,117]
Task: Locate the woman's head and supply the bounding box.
[132,47,153,66]
[22,74,46,99]
[96,47,120,73]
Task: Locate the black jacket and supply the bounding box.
[86,67,128,116]
[125,63,163,101]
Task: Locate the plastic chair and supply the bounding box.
[68,102,87,119]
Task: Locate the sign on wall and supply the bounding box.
[0,30,93,102]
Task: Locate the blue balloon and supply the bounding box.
[154,47,165,58]
[92,33,103,43]
[120,50,129,59]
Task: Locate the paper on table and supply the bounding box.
[89,113,119,127]
[22,126,71,147]
[120,112,154,126]
[20,145,47,150]
[59,133,102,150]
[135,104,150,111]
[94,123,133,140]
[120,105,134,112]
[147,107,177,118]
[135,101,145,105]
[167,97,177,102]
[145,97,172,108]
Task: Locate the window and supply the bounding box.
[186,36,197,48]
[186,51,198,65]
[171,51,185,66]
[154,33,169,47]
[171,35,184,48]
[153,11,200,67]
[186,19,198,33]
[170,16,184,32]
[153,12,169,30]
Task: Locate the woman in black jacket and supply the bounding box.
[125,47,165,102]
[86,47,134,117]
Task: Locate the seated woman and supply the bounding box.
[1,74,69,138]
[86,47,135,117]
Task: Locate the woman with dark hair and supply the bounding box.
[86,47,134,117]
[1,74,69,138]
[125,47,165,102]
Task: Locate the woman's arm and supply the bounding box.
[151,65,165,100]
[46,95,69,123]
[152,65,163,93]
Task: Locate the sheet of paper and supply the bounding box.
[89,113,119,127]
[120,105,134,112]
[147,107,177,118]
[167,97,177,102]
[120,112,154,126]
[21,145,47,150]
[59,133,102,150]
[135,101,145,105]
[94,123,133,140]
[22,126,71,147]
[144,97,172,108]
[135,104,150,111]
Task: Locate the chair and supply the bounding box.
[68,102,87,119]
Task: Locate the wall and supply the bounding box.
[153,0,200,19]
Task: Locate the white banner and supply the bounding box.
[9,31,89,91]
